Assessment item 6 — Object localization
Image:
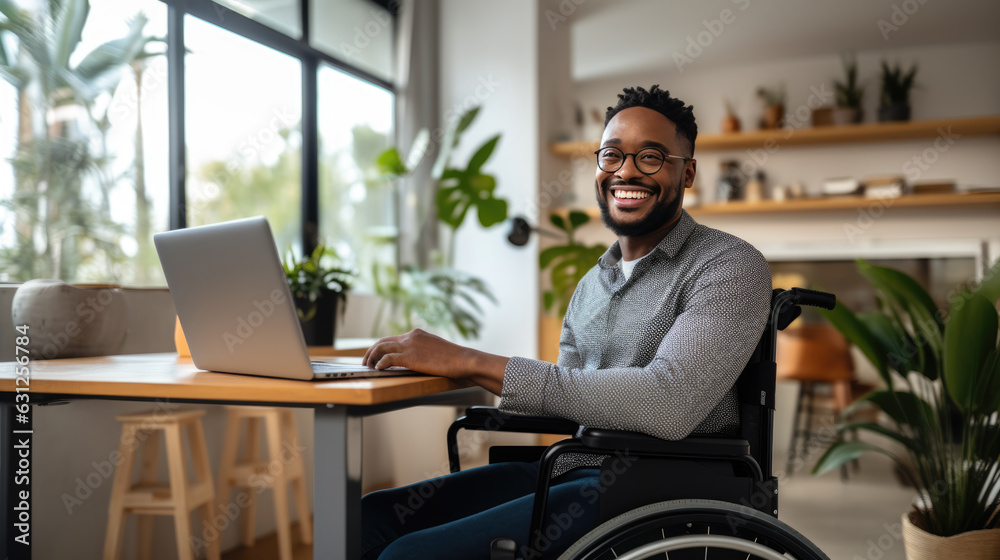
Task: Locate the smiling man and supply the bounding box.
[359,85,772,559]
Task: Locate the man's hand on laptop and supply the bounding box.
[362,329,508,395]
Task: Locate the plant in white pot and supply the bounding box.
[813,259,1000,559]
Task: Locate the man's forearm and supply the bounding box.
[463,349,508,395]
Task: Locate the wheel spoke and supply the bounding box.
[705,525,710,560]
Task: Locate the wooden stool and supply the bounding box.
[217,406,311,560]
[777,324,870,479]
[104,409,220,560]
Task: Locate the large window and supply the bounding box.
[0,0,169,284]
[318,64,394,283]
[184,15,303,254]
[0,0,395,285]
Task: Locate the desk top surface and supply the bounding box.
[0,353,472,406]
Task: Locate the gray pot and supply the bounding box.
[878,104,911,122]
[11,279,128,359]
[832,107,863,125]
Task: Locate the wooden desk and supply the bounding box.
[0,353,481,559]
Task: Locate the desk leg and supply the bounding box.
[314,405,362,560]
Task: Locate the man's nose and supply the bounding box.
[616,153,645,180]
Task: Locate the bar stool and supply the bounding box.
[104,409,220,560]
[777,323,872,478]
[217,406,311,560]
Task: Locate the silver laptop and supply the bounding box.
[153,216,415,381]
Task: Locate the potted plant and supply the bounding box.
[721,98,741,133]
[756,83,786,129]
[536,211,606,361]
[833,54,865,125]
[371,262,496,340]
[878,60,918,122]
[812,259,1000,558]
[372,106,508,339]
[282,245,355,346]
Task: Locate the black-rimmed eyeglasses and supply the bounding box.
[594,146,693,175]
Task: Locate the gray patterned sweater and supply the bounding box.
[499,210,771,443]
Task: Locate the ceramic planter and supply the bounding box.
[878,104,911,122]
[763,104,785,129]
[721,114,741,133]
[11,279,128,359]
[832,107,863,125]
[295,291,338,346]
[902,510,1000,560]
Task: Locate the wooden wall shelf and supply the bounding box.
[549,115,1000,156]
[560,192,1000,220]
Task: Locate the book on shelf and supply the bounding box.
[862,175,906,199]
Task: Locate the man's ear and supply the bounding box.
[684,159,697,189]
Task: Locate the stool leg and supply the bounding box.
[104,424,141,560]
[283,410,312,544]
[189,420,221,560]
[136,430,161,560]
[241,417,262,548]
[216,412,240,520]
[786,383,804,474]
[266,413,293,560]
[801,381,817,461]
[165,424,194,560]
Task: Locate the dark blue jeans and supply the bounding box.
[361,461,601,559]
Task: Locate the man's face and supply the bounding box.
[594,107,695,238]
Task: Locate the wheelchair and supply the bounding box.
[446,288,835,560]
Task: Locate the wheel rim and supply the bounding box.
[562,501,827,560]
[613,534,790,560]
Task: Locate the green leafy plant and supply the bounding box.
[372,263,496,340]
[540,211,606,316]
[282,245,355,321]
[376,106,508,263]
[812,258,1000,537]
[879,60,918,107]
[371,106,507,339]
[834,54,865,109]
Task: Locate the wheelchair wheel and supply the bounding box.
[557,499,830,560]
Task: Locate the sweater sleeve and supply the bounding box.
[498,249,771,440]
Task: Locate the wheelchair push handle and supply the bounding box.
[783,288,836,310]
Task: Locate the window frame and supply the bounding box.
[161,0,396,256]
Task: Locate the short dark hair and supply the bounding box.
[604,85,698,155]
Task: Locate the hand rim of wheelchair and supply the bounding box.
[556,499,830,560]
[601,535,790,560]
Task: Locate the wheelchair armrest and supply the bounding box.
[447,407,580,473]
[453,406,581,435]
[578,428,751,458]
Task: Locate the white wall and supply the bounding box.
[439,0,540,361]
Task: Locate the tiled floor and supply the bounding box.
[778,455,915,560]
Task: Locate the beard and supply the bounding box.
[596,175,684,237]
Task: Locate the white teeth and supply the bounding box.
[614,190,650,199]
